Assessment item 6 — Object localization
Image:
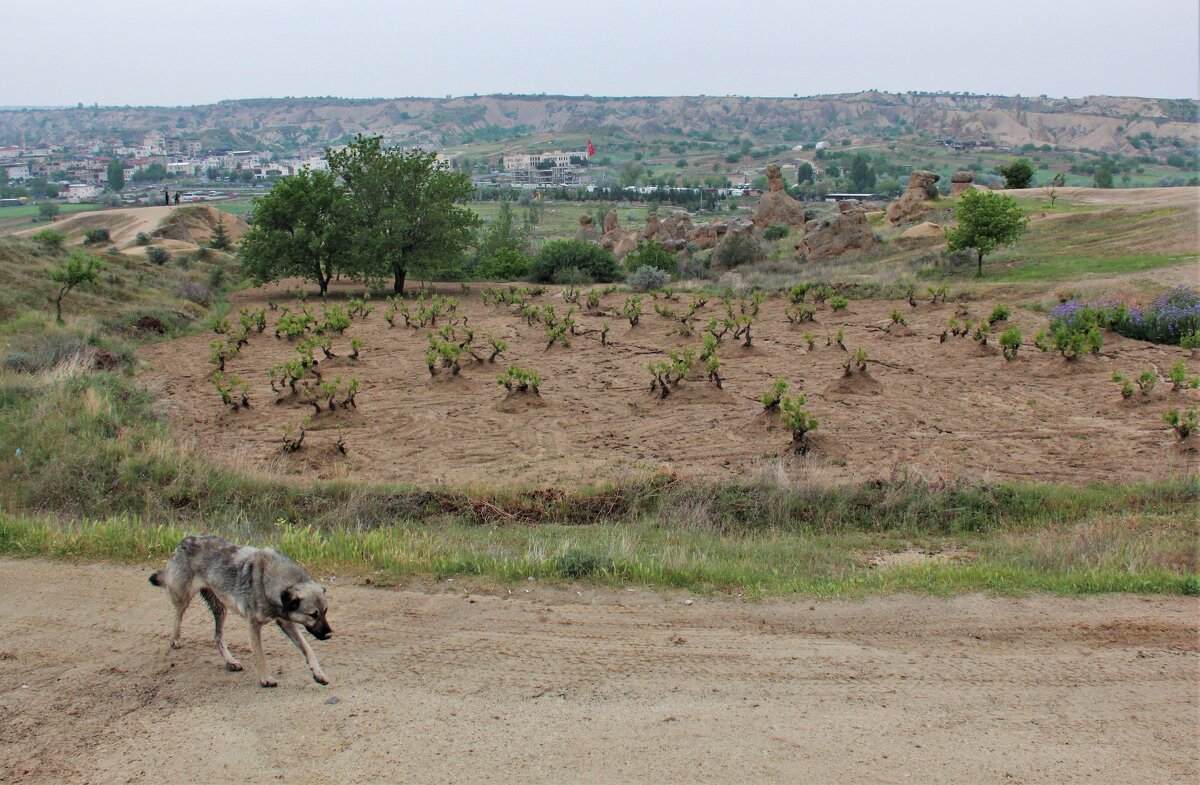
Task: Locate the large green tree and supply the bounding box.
[945,189,1028,276]
[998,159,1035,189]
[848,154,876,192]
[106,159,125,192]
[238,168,351,294]
[327,135,480,294]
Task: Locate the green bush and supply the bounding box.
[32,230,65,252]
[475,248,530,281]
[713,233,763,268]
[146,247,170,265]
[550,266,593,286]
[623,240,676,274]
[627,265,670,292]
[83,228,111,244]
[762,224,790,241]
[528,239,619,284]
[554,547,615,579]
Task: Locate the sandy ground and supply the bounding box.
[0,559,1196,784]
[139,278,1200,489]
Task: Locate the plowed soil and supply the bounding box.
[138,279,1200,488]
[1,559,1196,784]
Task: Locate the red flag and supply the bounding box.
[587,139,595,158]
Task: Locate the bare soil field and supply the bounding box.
[1,559,1195,784]
[139,279,1200,489]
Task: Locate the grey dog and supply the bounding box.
[150,535,333,687]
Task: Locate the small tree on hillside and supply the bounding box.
[998,159,1035,189]
[39,202,60,221]
[946,189,1028,276]
[50,249,105,324]
[209,216,233,250]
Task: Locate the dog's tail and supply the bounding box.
[149,571,165,587]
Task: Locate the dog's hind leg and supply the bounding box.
[201,589,242,672]
[276,620,330,685]
[249,620,275,688]
[168,590,191,650]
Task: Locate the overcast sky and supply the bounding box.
[6,0,1198,106]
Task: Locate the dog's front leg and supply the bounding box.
[249,620,275,687]
[276,620,330,685]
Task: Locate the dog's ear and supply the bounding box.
[280,588,301,612]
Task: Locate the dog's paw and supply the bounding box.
[259,678,278,688]
[225,661,243,672]
[312,672,330,685]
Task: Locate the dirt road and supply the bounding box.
[1,559,1196,784]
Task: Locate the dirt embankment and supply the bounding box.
[0,559,1196,784]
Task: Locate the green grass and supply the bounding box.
[986,252,1195,282]
[1,510,1194,597]
[0,203,103,220]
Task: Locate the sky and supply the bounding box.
[5,0,1198,106]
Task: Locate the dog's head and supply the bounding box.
[281,581,332,640]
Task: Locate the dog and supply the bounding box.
[150,535,332,688]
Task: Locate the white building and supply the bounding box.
[67,183,103,202]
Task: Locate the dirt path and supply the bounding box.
[1,559,1196,784]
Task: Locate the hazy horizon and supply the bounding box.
[6,0,1199,106]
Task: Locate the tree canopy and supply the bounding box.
[238,168,351,294]
[327,135,481,293]
[106,160,125,192]
[945,189,1028,276]
[998,159,1035,189]
[50,248,104,324]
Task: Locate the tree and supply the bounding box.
[106,159,125,192]
[476,200,528,264]
[238,168,351,294]
[32,229,65,251]
[623,240,676,274]
[50,249,104,324]
[327,135,481,294]
[131,163,168,182]
[1093,163,1114,189]
[945,189,1028,276]
[796,162,815,184]
[998,159,1035,189]
[38,202,60,220]
[209,217,233,251]
[848,154,876,192]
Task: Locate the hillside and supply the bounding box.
[2,92,1196,154]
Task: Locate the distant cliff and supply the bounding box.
[2,92,1195,153]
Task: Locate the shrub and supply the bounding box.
[778,394,819,453]
[1111,371,1135,399]
[762,224,790,241]
[1164,408,1198,439]
[760,379,789,410]
[627,265,670,292]
[1168,361,1198,391]
[1051,287,1199,346]
[554,547,613,579]
[622,296,644,325]
[623,240,676,274]
[1000,326,1021,360]
[529,238,620,283]
[713,233,763,268]
[497,365,541,395]
[550,266,594,286]
[988,304,1011,324]
[475,248,530,281]
[828,295,848,311]
[146,246,170,265]
[135,232,150,246]
[32,230,65,251]
[83,228,111,244]
[647,348,695,399]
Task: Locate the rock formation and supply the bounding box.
[603,210,620,234]
[798,200,879,261]
[949,171,974,197]
[575,214,601,242]
[750,163,808,228]
[885,170,940,226]
[895,221,946,250]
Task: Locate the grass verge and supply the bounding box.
[1,510,1195,598]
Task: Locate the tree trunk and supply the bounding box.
[977,250,984,277]
[393,263,406,295]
